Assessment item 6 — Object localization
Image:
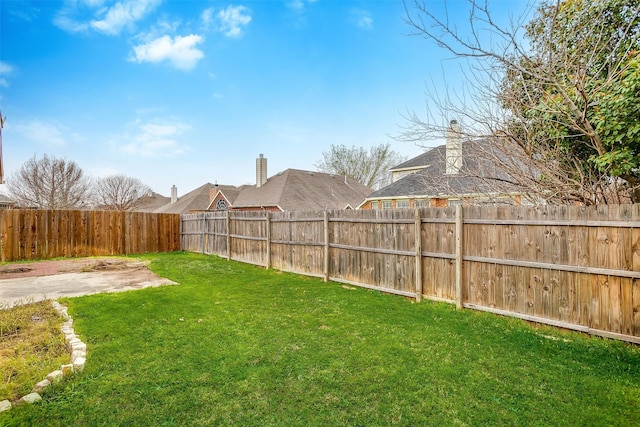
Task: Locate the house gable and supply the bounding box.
[206,185,248,211]
[208,191,231,211]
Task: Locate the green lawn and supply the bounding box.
[0,301,68,402]
[2,252,639,426]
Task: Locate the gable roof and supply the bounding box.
[154,182,217,214]
[135,192,171,212]
[207,185,250,210]
[231,169,372,211]
[367,140,523,200]
[389,151,433,172]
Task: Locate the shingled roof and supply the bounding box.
[0,192,15,209]
[366,139,523,200]
[134,192,171,212]
[389,151,433,172]
[154,182,217,214]
[231,169,372,211]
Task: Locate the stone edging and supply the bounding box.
[0,301,87,413]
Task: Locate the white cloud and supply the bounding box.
[216,5,251,38]
[200,5,251,37]
[116,119,189,157]
[201,7,214,29]
[13,120,70,147]
[131,34,204,71]
[1,61,14,75]
[53,15,89,33]
[91,0,161,35]
[7,2,41,22]
[351,9,373,30]
[54,0,161,35]
[285,0,317,27]
[132,18,181,46]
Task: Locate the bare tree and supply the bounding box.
[6,154,93,209]
[93,174,152,211]
[400,0,640,205]
[315,143,406,189]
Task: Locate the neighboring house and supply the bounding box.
[134,192,171,212]
[207,184,250,211]
[154,183,220,215]
[0,193,15,209]
[208,154,372,212]
[388,152,433,183]
[360,121,528,209]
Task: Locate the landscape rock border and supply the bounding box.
[0,301,86,413]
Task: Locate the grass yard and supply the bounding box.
[1,251,639,426]
[0,301,69,402]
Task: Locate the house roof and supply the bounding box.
[154,182,217,214]
[211,185,251,203]
[389,151,434,172]
[366,140,523,200]
[0,192,14,203]
[231,169,372,211]
[135,192,171,212]
[208,185,249,208]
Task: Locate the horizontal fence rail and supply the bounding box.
[0,209,181,262]
[182,205,640,344]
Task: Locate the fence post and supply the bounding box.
[455,204,463,309]
[0,211,3,262]
[201,213,207,255]
[323,210,330,282]
[415,208,423,302]
[226,210,231,261]
[265,212,271,269]
[178,214,183,251]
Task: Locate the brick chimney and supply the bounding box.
[446,120,462,175]
[256,154,267,188]
[170,185,178,204]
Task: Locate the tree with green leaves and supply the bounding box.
[315,143,405,189]
[403,0,640,204]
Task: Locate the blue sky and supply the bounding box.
[0,0,533,196]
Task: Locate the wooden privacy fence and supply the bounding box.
[0,209,181,262]
[182,205,640,344]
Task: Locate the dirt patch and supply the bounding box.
[0,267,34,275]
[0,258,177,308]
[0,258,146,279]
[79,259,147,272]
